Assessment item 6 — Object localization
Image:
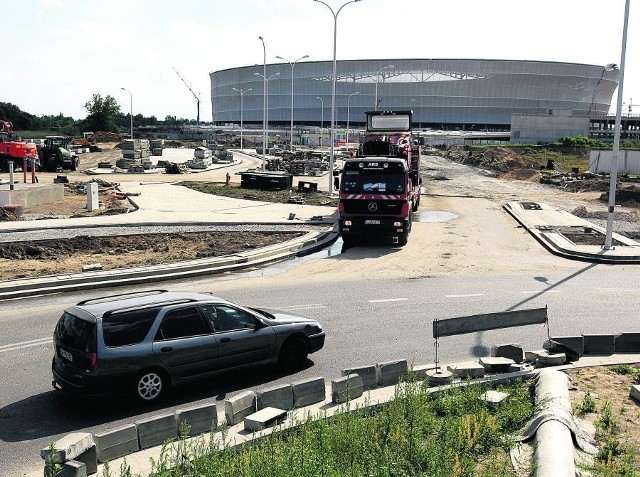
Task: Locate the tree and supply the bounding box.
[83,94,121,132]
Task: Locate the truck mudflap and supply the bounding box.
[339,216,411,244]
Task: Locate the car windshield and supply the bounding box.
[342,171,405,194]
[54,312,96,352]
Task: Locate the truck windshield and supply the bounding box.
[343,171,405,194]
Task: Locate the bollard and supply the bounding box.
[86,182,99,211]
[9,161,14,190]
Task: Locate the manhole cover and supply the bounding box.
[414,211,458,223]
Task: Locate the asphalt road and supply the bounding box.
[1,154,640,476]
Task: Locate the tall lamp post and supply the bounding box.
[604,0,631,250]
[313,0,363,195]
[374,64,394,111]
[255,72,280,168]
[276,54,309,151]
[346,91,359,144]
[120,87,133,139]
[258,36,267,170]
[232,87,252,151]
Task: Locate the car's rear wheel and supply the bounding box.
[278,337,308,370]
[136,369,167,401]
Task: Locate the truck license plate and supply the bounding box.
[60,348,73,362]
[364,219,380,225]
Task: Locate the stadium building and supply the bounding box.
[210,58,620,142]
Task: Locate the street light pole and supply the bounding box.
[314,0,363,195]
[316,96,324,145]
[276,54,309,151]
[259,36,267,170]
[374,64,394,111]
[604,0,631,250]
[255,72,280,168]
[120,87,133,139]
[347,91,359,144]
[232,87,252,150]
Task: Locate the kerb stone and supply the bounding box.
[292,377,326,407]
[412,364,437,380]
[256,384,294,411]
[491,343,524,363]
[447,361,485,379]
[176,403,217,436]
[332,374,364,404]
[244,407,287,432]
[548,336,584,356]
[41,432,94,463]
[341,365,378,390]
[95,424,139,463]
[583,334,615,355]
[376,359,409,386]
[224,391,256,426]
[135,413,177,450]
[479,357,515,373]
[630,384,640,403]
[60,460,86,477]
[615,333,640,353]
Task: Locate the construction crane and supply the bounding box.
[173,67,201,125]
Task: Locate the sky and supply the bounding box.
[2,0,638,122]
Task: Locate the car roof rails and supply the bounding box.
[103,299,198,317]
[76,289,169,306]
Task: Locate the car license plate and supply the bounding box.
[364,219,380,225]
[60,348,73,362]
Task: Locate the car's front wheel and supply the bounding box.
[278,337,308,370]
[136,369,167,401]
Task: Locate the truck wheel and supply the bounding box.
[397,235,408,246]
[45,156,57,172]
[70,156,79,171]
[342,236,357,250]
[412,196,420,212]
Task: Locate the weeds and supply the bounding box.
[575,391,597,416]
[137,378,533,477]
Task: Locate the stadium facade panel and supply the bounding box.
[210,59,619,129]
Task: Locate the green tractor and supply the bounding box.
[38,136,80,172]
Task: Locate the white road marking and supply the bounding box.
[0,337,52,353]
[281,304,326,310]
[445,293,484,298]
[368,298,409,303]
[598,288,638,292]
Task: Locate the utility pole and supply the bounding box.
[172,67,201,126]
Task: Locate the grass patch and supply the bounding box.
[108,378,535,477]
[610,364,640,383]
[180,181,338,207]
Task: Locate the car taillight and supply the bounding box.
[85,352,97,368]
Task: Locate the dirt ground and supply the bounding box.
[566,365,640,472]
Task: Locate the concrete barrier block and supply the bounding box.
[376,359,409,386]
[548,336,584,356]
[135,414,177,450]
[95,424,139,463]
[448,361,485,379]
[41,432,94,463]
[60,459,86,477]
[583,334,615,355]
[491,343,524,363]
[224,391,256,426]
[630,384,640,403]
[615,333,640,353]
[292,377,326,407]
[256,384,294,411]
[332,374,364,404]
[479,357,515,373]
[244,407,287,432]
[341,365,378,390]
[176,403,217,436]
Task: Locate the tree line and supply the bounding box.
[0,95,201,137]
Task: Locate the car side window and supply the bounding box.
[200,304,258,332]
[155,306,210,341]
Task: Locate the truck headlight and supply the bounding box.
[344,220,352,226]
[393,221,403,227]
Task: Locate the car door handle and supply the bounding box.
[220,338,231,343]
[161,347,173,352]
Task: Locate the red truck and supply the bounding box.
[0,120,39,173]
[335,110,422,247]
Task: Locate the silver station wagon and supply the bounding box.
[52,290,325,401]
